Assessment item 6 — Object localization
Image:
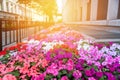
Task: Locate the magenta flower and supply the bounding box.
[105,72,116,80]
[73,70,82,79]
[88,77,96,80]
[66,59,74,71]
[96,72,103,78]
[85,69,92,76]
[46,63,58,76]
[61,76,69,80]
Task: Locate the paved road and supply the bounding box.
[70,25,120,42]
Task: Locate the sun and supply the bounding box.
[56,0,63,13]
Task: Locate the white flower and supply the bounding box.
[108,51,117,56]
[101,47,109,53]
[9,51,18,56]
[42,41,64,52]
[76,39,91,50]
[83,44,90,50]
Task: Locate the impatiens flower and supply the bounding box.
[0,50,6,56]
[2,74,16,80]
[73,70,82,79]
[46,63,58,76]
[19,65,29,74]
[85,69,92,76]
[61,76,69,80]
[90,68,96,75]
[96,72,103,78]
[66,59,74,71]
[51,78,57,80]
[41,59,48,68]
[105,72,116,80]
[88,77,96,80]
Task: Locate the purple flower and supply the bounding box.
[90,68,96,75]
[117,68,120,72]
[73,70,82,79]
[105,72,116,80]
[109,67,115,72]
[77,59,85,64]
[61,76,69,80]
[75,64,84,71]
[96,72,103,78]
[85,69,92,76]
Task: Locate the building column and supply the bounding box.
[90,0,98,21]
[2,0,7,11]
[82,0,87,21]
[107,0,119,20]
[76,0,82,21]
[8,2,12,12]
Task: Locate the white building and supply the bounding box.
[63,0,120,26]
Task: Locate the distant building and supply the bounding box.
[63,0,120,26]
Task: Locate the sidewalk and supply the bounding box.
[70,25,120,42]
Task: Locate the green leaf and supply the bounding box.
[99,76,107,80]
[0,54,11,64]
[62,70,67,75]
[62,59,68,63]
[45,74,54,80]
[30,62,36,66]
[9,70,20,77]
[14,60,23,67]
[102,68,109,72]
[67,72,72,79]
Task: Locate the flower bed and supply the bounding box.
[0,25,120,80]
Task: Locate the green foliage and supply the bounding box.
[0,53,11,64]
[9,70,20,77]
[14,60,23,67]
[30,62,36,66]
[99,76,107,80]
[45,74,54,80]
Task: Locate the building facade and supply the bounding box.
[62,0,120,26]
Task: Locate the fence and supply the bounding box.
[0,19,43,51]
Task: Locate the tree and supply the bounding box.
[17,0,58,22]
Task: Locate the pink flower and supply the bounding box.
[51,78,57,80]
[46,63,58,76]
[88,77,96,80]
[42,59,48,68]
[4,67,14,74]
[19,65,29,74]
[61,76,69,80]
[66,59,74,71]
[0,64,6,74]
[73,70,82,79]
[2,74,16,80]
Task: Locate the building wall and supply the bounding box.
[62,0,120,26]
